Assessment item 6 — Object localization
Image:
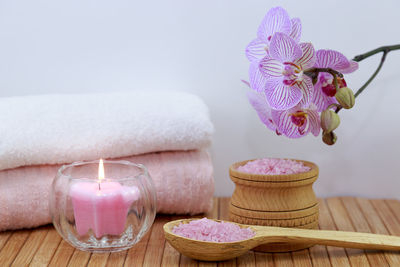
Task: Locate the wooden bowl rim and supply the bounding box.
[229,203,319,219]
[229,211,319,223]
[229,158,318,182]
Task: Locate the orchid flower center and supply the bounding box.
[282,62,303,86]
[290,111,308,127]
[320,73,348,97]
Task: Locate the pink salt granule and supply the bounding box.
[172,218,255,242]
[237,158,310,175]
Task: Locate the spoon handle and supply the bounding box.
[254,226,400,251]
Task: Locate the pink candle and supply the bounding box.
[69,159,140,238]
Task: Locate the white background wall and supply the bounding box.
[1,0,399,198]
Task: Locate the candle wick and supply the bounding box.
[98,182,101,190]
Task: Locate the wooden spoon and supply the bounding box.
[163,218,400,261]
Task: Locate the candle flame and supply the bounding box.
[98,159,105,181]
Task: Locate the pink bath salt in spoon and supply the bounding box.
[172,218,255,242]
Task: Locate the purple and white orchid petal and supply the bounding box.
[311,82,325,111]
[269,32,302,62]
[249,60,268,92]
[264,77,302,110]
[289,18,302,43]
[259,58,284,77]
[257,7,292,42]
[297,76,314,108]
[246,38,268,62]
[315,49,350,70]
[296,43,316,70]
[247,90,277,131]
[307,107,321,136]
[341,60,359,74]
[311,80,338,112]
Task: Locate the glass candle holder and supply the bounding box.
[50,160,157,252]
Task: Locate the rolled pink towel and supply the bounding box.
[0,150,214,231]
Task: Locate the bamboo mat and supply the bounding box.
[1,197,400,266]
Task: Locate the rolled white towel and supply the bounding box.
[0,91,214,170]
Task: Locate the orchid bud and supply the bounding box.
[322,131,337,145]
[335,87,355,109]
[320,109,340,133]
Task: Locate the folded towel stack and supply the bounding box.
[0,91,215,231]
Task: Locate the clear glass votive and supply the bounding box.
[50,160,157,252]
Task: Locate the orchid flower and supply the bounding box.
[312,50,359,111]
[271,104,320,138]
[245,7,302,62]
[259,32,316,110]
[244,6,398,144]
[246,7,302,93]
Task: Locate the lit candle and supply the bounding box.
[69,159,140,238]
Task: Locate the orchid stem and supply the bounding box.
[304,67,343,81]
[352,44,400,62]
[327,103,341,110]
[332,73,339,91]
[354,51,387,99]
[352,44,400,99]
[334,44,400,114]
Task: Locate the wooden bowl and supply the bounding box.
[229,159,319,252]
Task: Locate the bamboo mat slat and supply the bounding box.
[317,199,350,267]
[67,248,91,267]
[48,240,75,267]
[0,197,399,266]
[341,197,388,266]
[357,198,400,266]
[0,229,31,266]
[30,227,62,267]
[326,198,371,266]
[11,226,49,266]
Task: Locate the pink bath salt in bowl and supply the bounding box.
[172,218,255,242]
[237,158,310,175]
